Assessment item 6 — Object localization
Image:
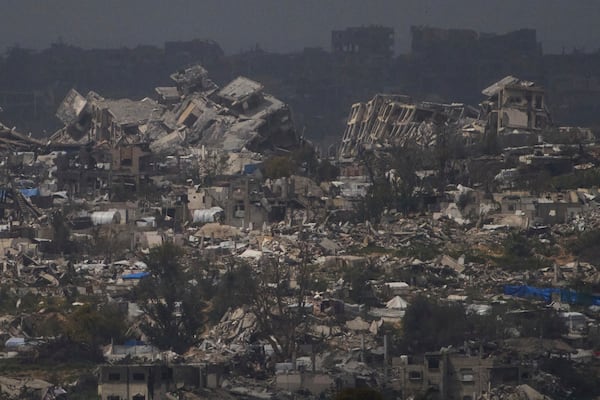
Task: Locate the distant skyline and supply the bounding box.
[1,0,599,55]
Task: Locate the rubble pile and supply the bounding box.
[485,384,551,400]
[1,70,600,399]
[339,94,478,158]
[51,65,298,158]
[205,307,258,346]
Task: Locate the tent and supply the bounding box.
[386,296,409,310]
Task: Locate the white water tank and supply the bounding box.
[192,207,224,224]
[91,210,121,225]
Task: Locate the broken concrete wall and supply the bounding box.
[56,88,88,126]
[338,94,472,159]
[481,76,550,141]
[53,66,299,162]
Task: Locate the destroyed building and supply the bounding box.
[338,75,559,160]
[3,24,600,152]
[480,76,550,147]
[52,65,298,155]
[48,66,299,197]
[53,88,165,147]
[3,26,600,400]
[98,363,215,400]
[0,121,46,154]
[338,94,478,159]
[393,351,534,400]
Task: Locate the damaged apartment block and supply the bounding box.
[480,75,550,148]
[338,75,554,160]
[52,64,298,155]
[338,94,478,159]
[49,65,299,198]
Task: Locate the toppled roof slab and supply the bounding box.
[56,88,88,125]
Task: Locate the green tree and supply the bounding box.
[499,232,550,271]
[356,179,394,222]
[315,159,340,182]
[49,211,73,254]
[134,243,205,354]
[291,144,318,176]
[356,145,424,221]
[65,303,127,345]
[568,229,600,263]
[344,264,378,306]
[434,123,467,192]
[540,358,600,398]
[209,262,254,322]
[262,156,296,179]
[244,255,311,361]
[201,150,229,184]
[34,302,129,363]
[517,309,567,339]
[401,295,468,353]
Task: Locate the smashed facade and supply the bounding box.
[338,94,477,159]
[51,65,298,156]
[338,75,564,162]
[393,351,533,400]
[47,65,300,198]
[1,32,600,400]
[481,76,550,147]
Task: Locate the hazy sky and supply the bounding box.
[1,0,598,55]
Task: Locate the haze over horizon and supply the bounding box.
[1,0,599,55]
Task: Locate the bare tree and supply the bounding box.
[245,241,311,361]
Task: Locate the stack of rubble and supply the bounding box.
[51,65,298,158]
[338,94,478,158]
[0,121,45,151]
[484,384,552,400]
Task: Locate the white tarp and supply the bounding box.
[192,207,224,224]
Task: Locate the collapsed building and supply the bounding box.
[338,76,551,159]
[48,65,299,196]
[52,65,298,154]
[338,75,562,160]
[480,76,551,149]
[338,94,478,159]
[0,122,46,153]
[2,27,600,400]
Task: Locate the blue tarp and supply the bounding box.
[124,339,146,346]
[559,288,600,305]
[243,164,260,175]
[5,337,26,347]
[503,284,600,306]
[19,188,39,197]
[122,272,150,280]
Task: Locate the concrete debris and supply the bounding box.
[0,376,66,400]
[339,93,477,158]
[485,384,553,400]
[51,65,298,157]
[1,59,600,400]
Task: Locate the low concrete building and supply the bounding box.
[98,363,208,400]
[392,351,533,400]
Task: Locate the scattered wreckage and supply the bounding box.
[0,72,599,399]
